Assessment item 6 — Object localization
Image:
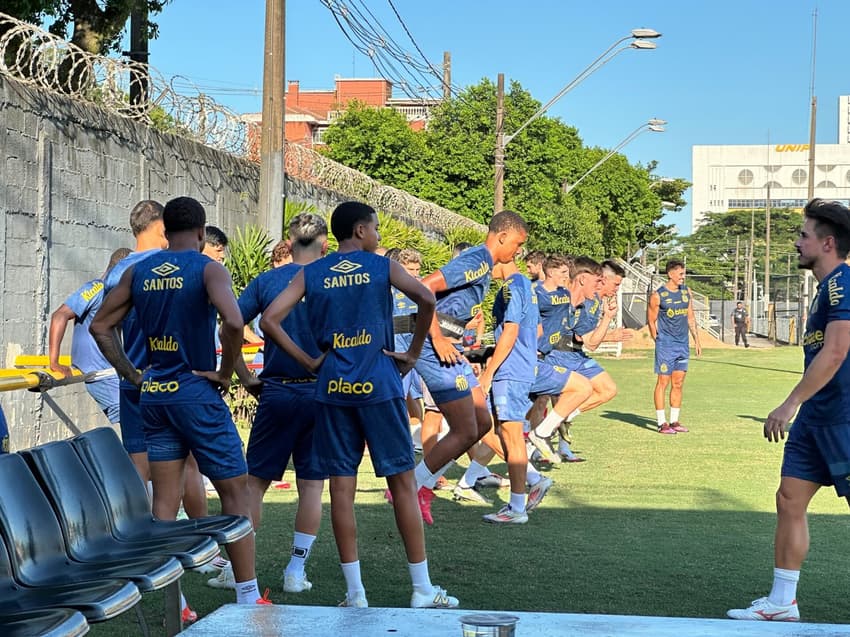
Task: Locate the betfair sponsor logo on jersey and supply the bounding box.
[666,308,689,318]
[828,275,845,307]
[144,262,183,291]
[81,281,104,302]
[463,261,490,283]
[802,330,824,350]
[332,329,372,349]
[324,259,370,288]
[149,336,179,352]
[327,378,374,395]
[141,379,180,393]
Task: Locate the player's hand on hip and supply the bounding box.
[384,349,417,376]
[764,403,795,442]
[193,369,231,394]
[432,334,460,365]
[244,377,263,399]
[305,350,328,375]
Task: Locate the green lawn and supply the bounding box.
[90,346,850,633]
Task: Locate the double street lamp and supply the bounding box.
[562,118,666,195]
[493,28,661,212]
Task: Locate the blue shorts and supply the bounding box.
[141,392,247,481]
[403,368,424,401]
[531,360,571,396]
[0,407,8,453]
[415,341,479,404]
[314,399,415,477]
[546,351,605,380]
[118,387,147,454]
[491,379,533,423]
[86,375,120,424]
[654,347,689,375]
[782,418,850,497]
[246,381,325,482]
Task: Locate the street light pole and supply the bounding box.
[494,73,505,212]
[562,119,666,195]
[492,28,660,212]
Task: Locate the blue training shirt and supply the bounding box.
[303,250,402,406]
[797,263,850,424]
[130,250,217,404]
[435,244,493,321]
[105,249,162,389]
[535,281,572,354]
[573,294,604,339]
[655,284,691,350]
[492,272,539,381]
[238,263,320,381]
[63,278,112,373]
[392,285,418,352]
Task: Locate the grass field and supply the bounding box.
[89,346,850,633]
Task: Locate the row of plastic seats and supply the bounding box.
[0,427,254,636]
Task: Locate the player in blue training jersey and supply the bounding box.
[48,248,131,425]
[411,211,528,524]
[102,200,168,480]
[260,201,458,610]
[389,248,425,430]
[728,199,850,622]
[235,212,329,595]
[648,259,701,435]
[92,196,269,607]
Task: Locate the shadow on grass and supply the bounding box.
[599,410,657,431]
[694,358,800,375]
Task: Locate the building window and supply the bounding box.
[764,181,782,189]
[764,165,781,173]
[791,168,807,185]
[818,164,836,172]
[845,169,850,184]
[312,127,328,145]
[738,169,754,185]
[816,180,837,188]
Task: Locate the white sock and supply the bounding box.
[526,464,541,487]
[285,531,316,576]
[656,410,667,428]
[670,407,680,423]
[415,460,453,489]
[558,440,577,459]
[235,578,260,604]
[458,460,488,488]
[567,409,581,422]
[536,409,566,438]
[509,492,526,513]
[408,559,433,595]
[768,568,799,606]
[180,593,189,611]
[341,561,365,598]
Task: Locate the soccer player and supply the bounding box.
[235,212,329,594]
[49,248,130,426]
[525,250,546,282]
[728,199,850,622]
[390,248,426,431]
[203,225,228,263]
[91,196,269,606]
[477,260,552,523]
[102,200,168,480]
[647,259,701,435]
[259,201,458,609]
[412,211,528,524]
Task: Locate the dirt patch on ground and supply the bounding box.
[622,326,732,350]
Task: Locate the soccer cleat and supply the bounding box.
[525,476,553,512]
[452,485,493,505]
[283,571,313,593]
[206,563,236,589]
[384,488,394,504]
[434,475,452,491]
[657,423,677,435]
[410,585,460,609]
[338,591,368,608]
[475,472,510,488]
[727,597,799,621]
[527,429,561,464]
[558,422,573,444]
[483,505,528,524]
[670,422,689,433]
[192,554,229,574]
[418,486,435,526]
[181,605,198,624]
[256,588,273,606]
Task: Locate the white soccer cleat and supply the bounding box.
[527,430,561,464]
[283,571,313,593]
[206,563,236,589]
[727,597,799,621]
[338,591,368,608]
[482,505,528,524]
[525,477,553,512]
[411,585,459,609]
[192,554,229,575]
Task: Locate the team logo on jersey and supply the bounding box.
[455,375,469,392]
[681,292,689,303]
[329,259,362,274]
[660,363,668,373]
[151,262,180,277]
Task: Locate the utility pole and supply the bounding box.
[258,0,286,240]
[744,210,755,307]
[493,73,505,213]
[442,52,451,102]
[732,235,740,300]
[127,8,149,108]
[802,7,818,325]
[764,182,771,307]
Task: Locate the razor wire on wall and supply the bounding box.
[0,12,485,235]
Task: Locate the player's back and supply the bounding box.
[303,250,401,405]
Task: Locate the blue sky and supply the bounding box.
[142,0,848,234]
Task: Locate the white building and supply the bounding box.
[691,96,850,228]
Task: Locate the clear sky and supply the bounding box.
[141,0,848,235]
